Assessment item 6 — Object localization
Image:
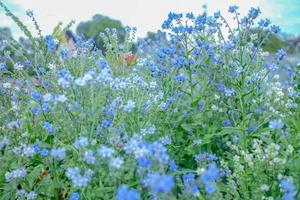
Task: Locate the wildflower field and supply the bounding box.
[0,2,300,200]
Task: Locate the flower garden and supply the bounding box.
[0,2,299,200]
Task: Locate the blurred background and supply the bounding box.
[1,0,300,54]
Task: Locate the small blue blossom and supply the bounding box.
[276,49,287,61]
[200,163,220,183]
[137,156,152,168]
[0,63,6,71]
[214,11,221,18]
[258,18,271,27]
[69,192,80,200]
[66,167,93,188]
[83,150,96,164]
[263,62,278,72]
[61,48,68,60]
[144,173,174,193]
[39,149,49,157]
[271,25,280,34]
[168,160,178,171]
[73,137,89,149]
[223,119,232,127]
[175,74,186,82]
[44,35,56,52]
[247,124,257,133]
[50,148,66,160]
[97,58,109,69]
[280,179,297,200]
[5,168,27,182]
[31,90,41,101]
[205,183,216,194]
[101,119,111,129]
[248,7,261,19]
[109,157,124,169]
[43,122,54,134]
[269,119,284,129]
[98,145,115,158]
[117,185,140,200]
[228,5,239,13]
[123,100,136,113]
[215,83,225,92]
[195,153,218,163]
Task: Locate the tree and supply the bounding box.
[76,14,126,51]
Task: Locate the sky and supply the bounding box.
[0,0,300,39]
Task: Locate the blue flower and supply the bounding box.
[263,62,278,72]
[214,11,221,18]
[186,12,194,19]
[97,58,109,69]
[73,137,89,149]
[215,83,225,92]
[228,5,239,13]
[31,107,41,115]
[271,25,280,34]
[44,35,56,52]
[101,119,111,129]
[61,48,68,60]
[144,173,174,193]
[137,157,152,168]
[191,185,200,196]
[183,173,195,185]
[43,122,54,134]
[258,18,271,27]
[224,88,235,97]
[0,63,6,71]
[280,179,297,200]
[276,49,287,61]
[42,103,51,111]
[205,183,216,194]
[200,163,220,183]
[117,185,140,200]
[66,167,93,188]
[195,153,217,163]
[39,149,49,157]
[50,148,66,160]
[83,150,96,164]
[269,119,284,129]
[31,90,41,101]
[223,119,231,127]
[248,7,261,19]
[69,192,80,200]
[247,124,257,133]
[175,74,186,82]
[168,160,178,171]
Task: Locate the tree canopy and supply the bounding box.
[76,14,126,51]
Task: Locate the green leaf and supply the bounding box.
[26,164,44,188]
[180,123,193,132]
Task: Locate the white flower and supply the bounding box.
[211,105,218,111]
[260,184,270,191]
[48,63,56,70]
[14,63,24,70]
[3,82,11,88]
